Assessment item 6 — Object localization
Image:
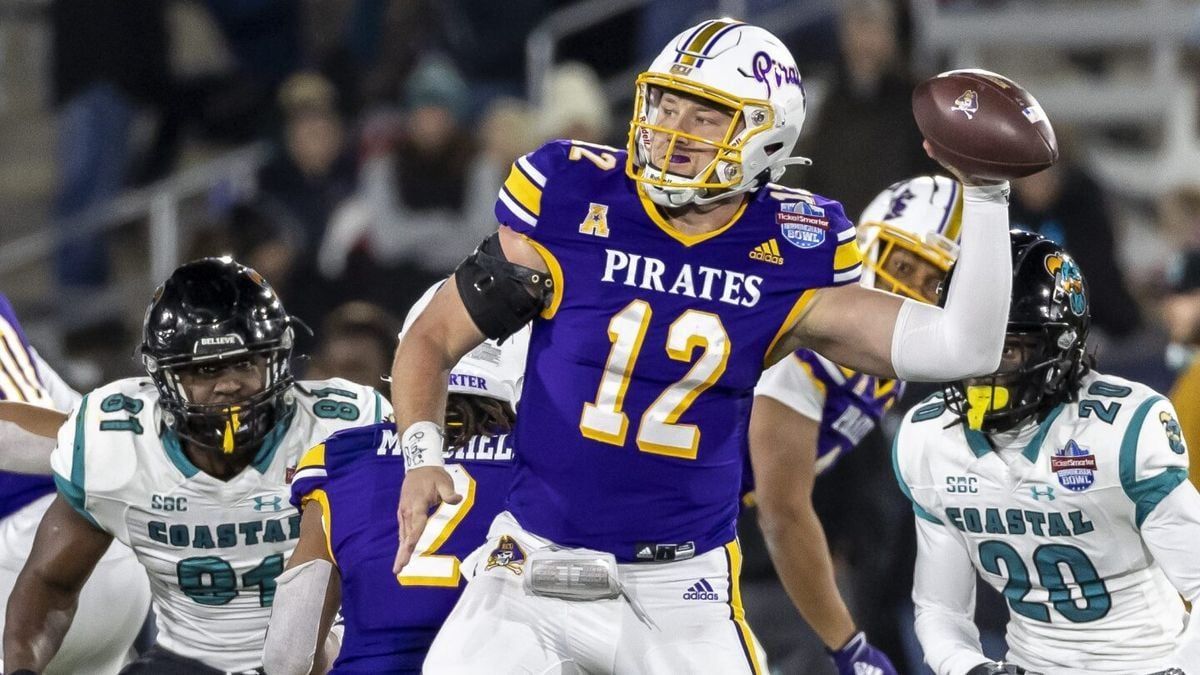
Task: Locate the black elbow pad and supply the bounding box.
[455,233,554,341]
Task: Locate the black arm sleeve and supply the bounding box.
[454,233,554,341]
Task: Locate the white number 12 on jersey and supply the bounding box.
[580,300,730,459]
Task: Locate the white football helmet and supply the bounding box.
[400,282,529,406]
[627,19,809,207]
[857,175,963,304]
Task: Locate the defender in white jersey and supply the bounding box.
[4,259,390,674]
[893,231,1200,675]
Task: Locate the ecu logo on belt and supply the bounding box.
[485,535,526,575]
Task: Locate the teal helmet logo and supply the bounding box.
[1045,253,1086,317]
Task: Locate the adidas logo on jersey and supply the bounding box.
[749,239,784,265]
[682,578,719,601]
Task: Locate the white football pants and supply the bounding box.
[422,511,768,675]
[0,494,151,675]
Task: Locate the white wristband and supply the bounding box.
[401,421,446,472]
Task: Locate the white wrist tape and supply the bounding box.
[401,421,446,472]
[962,181,1010,204]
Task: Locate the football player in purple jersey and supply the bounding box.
[263,283,527,674]
[0,293,150,674]
[393,19,1013,672]
[749,176,963,675]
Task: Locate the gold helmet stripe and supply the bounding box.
[676,20,738,67]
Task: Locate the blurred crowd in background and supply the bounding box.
[2,0,1200,673]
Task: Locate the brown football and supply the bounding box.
[912,69,1058,180]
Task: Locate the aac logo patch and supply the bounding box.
[1160,411,1186,455]
[1050,439,1097,492]
[485,535,526,575]
[579,203,610,237]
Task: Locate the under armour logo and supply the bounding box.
[252,495,283,512]
[1029,486,1056,501]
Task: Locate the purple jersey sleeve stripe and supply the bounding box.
[831,262,862,285]
[494,150,551,232]
[0,337,42,401]
[516,154,547,188]
[289,443,328,508]
[496,187,539,231]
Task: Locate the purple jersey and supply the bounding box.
[745,349,905,496]
[0,293,55,520]
[776,349,903,470]
[290,423,515,674]
[795,350,903,466]
[495,140,862,562]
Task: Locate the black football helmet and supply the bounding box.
[943,229,1090,433]
[141,257,295,453]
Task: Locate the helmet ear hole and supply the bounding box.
[764,142,783,156]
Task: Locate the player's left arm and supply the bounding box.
[749,395,855,647]
[1126,398,1200,663]
[0,402,66,474]
[781,183,1011,381]
[749,395,897,674]
[264,500,342,675]
[912,517,993,675]
[892,418,993,674]
[1141,481,1200,667]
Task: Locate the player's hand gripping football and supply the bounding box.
[912,69,1057,186]
[922,141,1008,188]
[393,466,462,574]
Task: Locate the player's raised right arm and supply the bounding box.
[3,495,113,671]
[784,177,1010,381]
[391,225,549,573]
